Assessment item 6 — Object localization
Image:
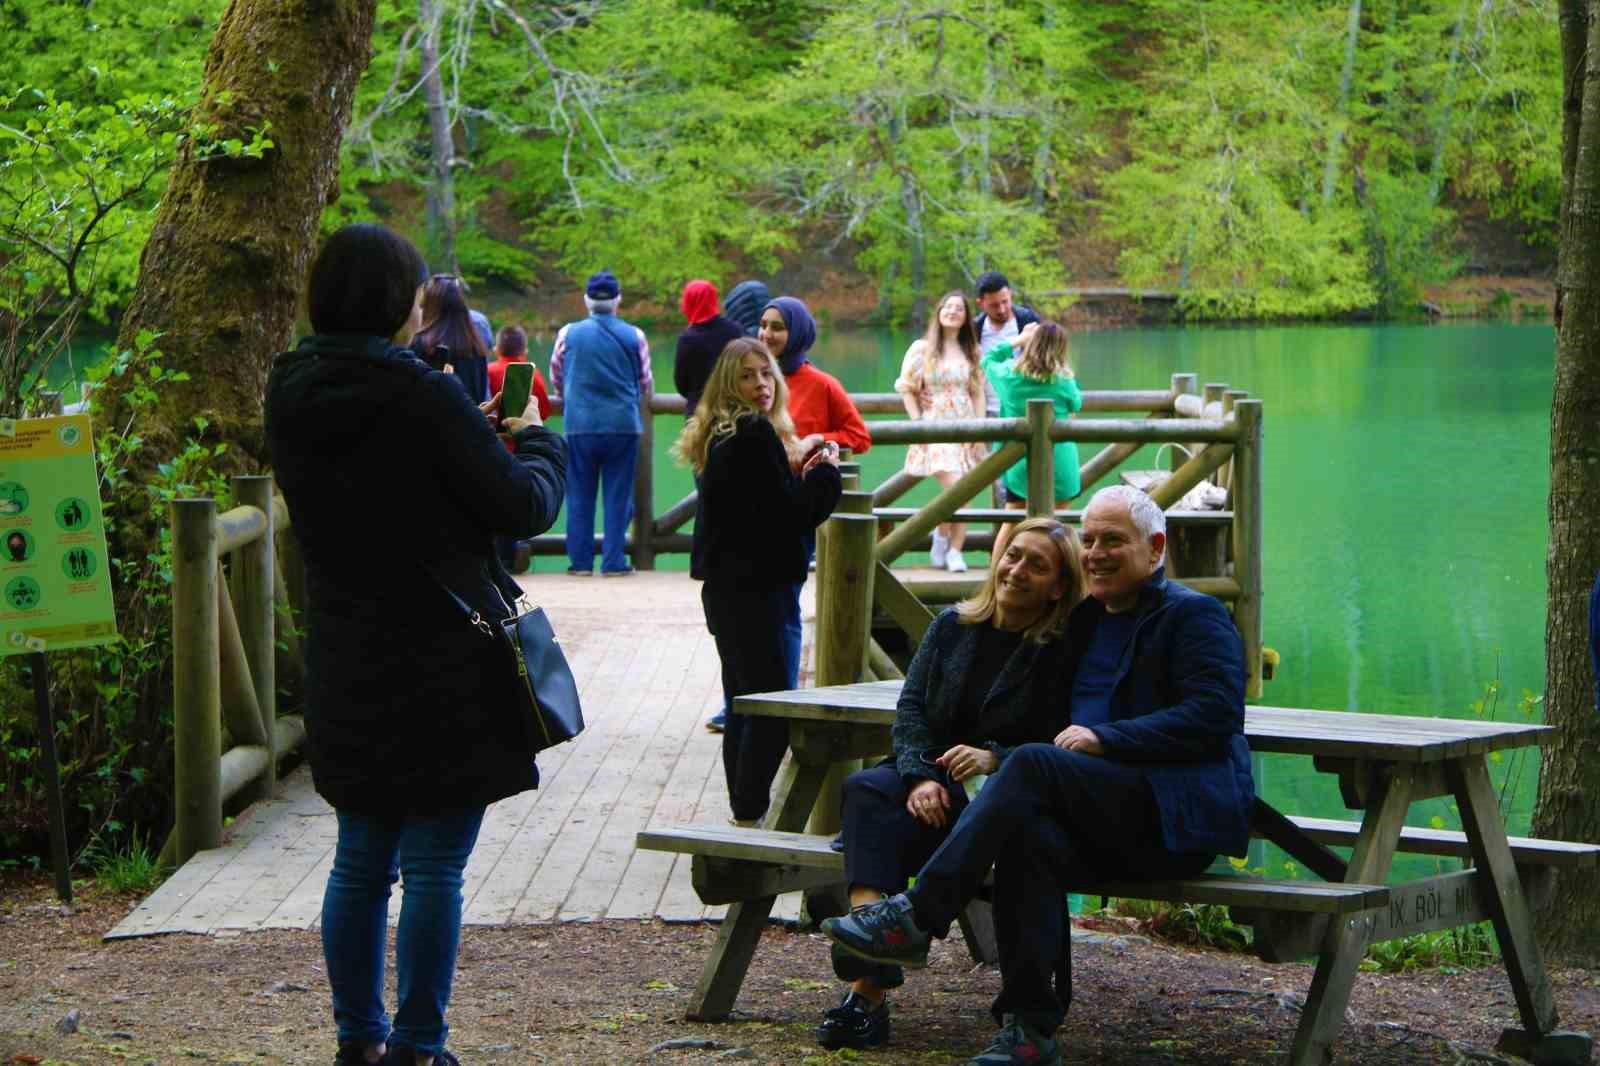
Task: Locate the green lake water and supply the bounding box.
[63,322,1555,864]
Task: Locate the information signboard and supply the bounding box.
[0,414,118,655]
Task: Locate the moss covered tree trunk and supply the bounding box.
[69,0,378,841]
[1531,0,1600,966]
[99,0,379,478]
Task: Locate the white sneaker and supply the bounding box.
[930,529,950,569]
[946,550,968,573]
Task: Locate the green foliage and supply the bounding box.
[0,0,223,322]
[1107,897,1252,952]
[2,0,1567,328]
[82,825,168,894]
[0,334,231,864]
[1361,922,1497,974]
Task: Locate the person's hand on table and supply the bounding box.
[1054,724,1104,756]
[906,779,952,828]
[937,744,999,783]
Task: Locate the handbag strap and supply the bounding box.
[420,564,532,641]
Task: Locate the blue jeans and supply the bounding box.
[566,432,638,573]
[321,806,487,1056]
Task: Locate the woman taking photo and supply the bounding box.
[674,337,842,825]
[894,291,987,573]
[816,517,1084,1052]
[412,273,492,404]
[266,223,566,1066]
[984,320,1083,562]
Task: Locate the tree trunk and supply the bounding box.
[419,0,458,273]
[100,0,379,472]
[1320,0,1361,206]
[1531,0,1600,967]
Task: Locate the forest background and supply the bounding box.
[1,0,1563,345]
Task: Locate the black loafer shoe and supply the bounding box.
[816,990,891,1050]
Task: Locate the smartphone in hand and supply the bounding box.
[501,362,534,424]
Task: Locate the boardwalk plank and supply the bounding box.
[102,573,817,938]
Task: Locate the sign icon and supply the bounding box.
[62,547,97,580]
[0,482,28,516]
[4,529,33,562]
[5,576,41,610]
[55,497,89,531]
[57,424,81,447]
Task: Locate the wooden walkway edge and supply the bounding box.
[105,571,818,939]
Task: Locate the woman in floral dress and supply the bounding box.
[894,291,987,572]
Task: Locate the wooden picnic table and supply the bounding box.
[654,681,1589,1066]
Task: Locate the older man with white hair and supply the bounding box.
[822,485,1254,1066]
[551,270,652,576]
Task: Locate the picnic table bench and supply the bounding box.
[637,681,1598,1066]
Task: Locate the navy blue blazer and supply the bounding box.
[1062,569,1254,857]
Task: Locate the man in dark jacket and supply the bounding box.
[973,271,1042,359]
[823,485,1253,1066]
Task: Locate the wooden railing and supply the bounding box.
[164,475,307,866]
[793,377,1263,845]
[534,373,1248,564]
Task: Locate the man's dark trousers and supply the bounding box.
[905,743,1213,1034]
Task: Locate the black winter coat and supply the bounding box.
[891,607,1071,789]
[673,315,744,420]
[689,415,840,587]
[265,334,568,815]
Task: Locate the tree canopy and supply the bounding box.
[2,0,1563,327]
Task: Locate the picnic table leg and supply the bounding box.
[685,754,834,1021]
[765,754,831,834]
[686,894,780,1021]
[1287,768,1414,1066]
[1447,759,1589,1065]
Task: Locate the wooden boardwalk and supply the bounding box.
[106,570,817,939]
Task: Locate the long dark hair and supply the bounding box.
[412,275,489,367]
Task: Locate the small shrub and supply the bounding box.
[1108,898,1252,952]
[1361,922,1497,974]
[82,827,168,895]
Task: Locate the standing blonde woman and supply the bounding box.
[895,292,987,573]
[984,321,1083,563]
[674,338,842,825]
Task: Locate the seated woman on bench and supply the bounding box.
[817,517,1085,1051]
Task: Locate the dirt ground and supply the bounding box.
[2,873,1596,1065]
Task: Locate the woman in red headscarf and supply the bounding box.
[674,280,744,421]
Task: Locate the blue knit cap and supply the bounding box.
[586,270,620,300]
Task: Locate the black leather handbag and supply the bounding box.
[437,579,585,753]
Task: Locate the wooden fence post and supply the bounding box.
[232,475,277,797]
[804,512,878,844]
[1025,398,1055,518]
[633,393,656,571]
[1232,400,1264,698]
[172,498,221,864]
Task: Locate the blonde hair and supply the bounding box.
[671,338,799,475]
[915,291,984,413]
[955,517,1085,643]
[1016,321,1073,383]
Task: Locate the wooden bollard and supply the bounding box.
[172,498,222,864]
[1232,400,1264,699]
[1025,398,1055,519]
[805,512,878,843]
